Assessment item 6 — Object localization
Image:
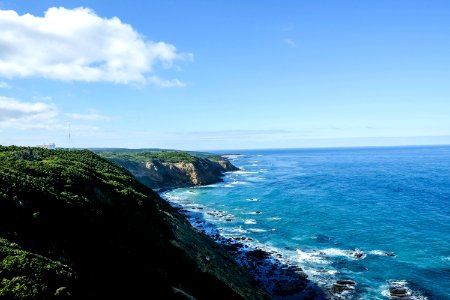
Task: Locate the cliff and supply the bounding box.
[98,150,239,190]
[0,146,268,299]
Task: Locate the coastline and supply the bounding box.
[158,157,330,299]
[161,149,442,300]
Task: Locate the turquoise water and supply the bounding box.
[166,146,450,299]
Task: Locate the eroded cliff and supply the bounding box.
[99,151,239,190]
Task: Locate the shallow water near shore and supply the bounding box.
[166,146,450,299]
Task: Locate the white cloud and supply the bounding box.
[65,112,110,121]
[147,76,185,88]
[0,96,58,129]
[283,38,297,48]
[0,81,11,88]
[0,7,192,86]
[32,96,53,101]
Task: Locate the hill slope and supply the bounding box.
[0,146,268,299]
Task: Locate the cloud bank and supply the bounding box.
[0,96,58,129]
[65,112,110,121]
[0,7,192,86]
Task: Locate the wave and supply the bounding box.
[245,211,263,215]
[230,180,248,185]
[368,250,396,257]
[226,226,247,234]
[295,247,368,265]
[246,198,259,202]
[296,249,329,264]
[235,170,259,174]
[381,280,428,300]
[247,228,268,233]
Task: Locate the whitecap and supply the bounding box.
[321,248,367,260]
[244,219,257,225]
[163,194,181,201]
[230,180,248,185]
[307,268,338,276]
[246,198,259,202]
[369,250,386,256]
[369,250,396,257]
[227,227,247,234]
[235,170,258,174]
[321,248,352,257]
[248,228,268,233]
[296,249,329,264]
[203,183,219,188]
[267,217,281,221]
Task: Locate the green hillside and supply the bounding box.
[0,146,267,299]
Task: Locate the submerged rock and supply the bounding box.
[351,248,366,259]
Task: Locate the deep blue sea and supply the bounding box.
[165,146,450,299]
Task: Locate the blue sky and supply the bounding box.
[0,0,449,150]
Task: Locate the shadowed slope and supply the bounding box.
[0,146,268,299]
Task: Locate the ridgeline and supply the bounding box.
[0,146,268,299]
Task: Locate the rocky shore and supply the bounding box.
[164,194,330,299]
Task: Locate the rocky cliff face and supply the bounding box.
[114,156,238,190]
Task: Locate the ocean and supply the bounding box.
[164,146,450,299]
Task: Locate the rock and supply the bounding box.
[247,249,270,260]
[389,287,409,297]
[352,249,365,259]
[336,279,356,285]
[104,152,239,190]
[331,279,356,294]
[222,242,242,252]
[272,279,307,296]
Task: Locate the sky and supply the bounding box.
[0,0,449,150]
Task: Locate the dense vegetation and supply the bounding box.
[97,150,224,164]
[98,150,200,163]
[0,146,267,299]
